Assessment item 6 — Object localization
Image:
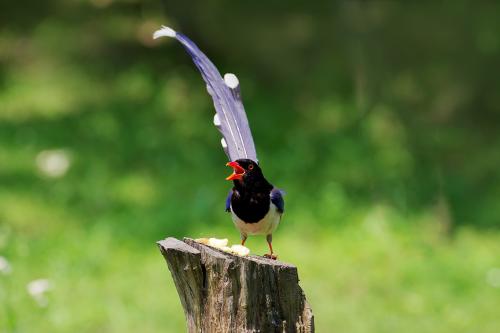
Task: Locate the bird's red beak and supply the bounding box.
[226,161,245,180]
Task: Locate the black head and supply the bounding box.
[225,159,271,191]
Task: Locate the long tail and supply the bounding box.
[153,26,258,162]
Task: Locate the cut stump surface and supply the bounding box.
[157,237,314,333]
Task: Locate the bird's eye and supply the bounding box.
[248,164,254,170]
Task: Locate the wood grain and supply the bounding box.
[157,237,314,333]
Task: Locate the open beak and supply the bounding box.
[226,161,245,181]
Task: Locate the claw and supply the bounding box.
[263,253,278,260]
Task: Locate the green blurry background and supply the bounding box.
[1,0,500,332]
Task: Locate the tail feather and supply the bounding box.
[154,26,258,162]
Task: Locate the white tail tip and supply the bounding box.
[224,73,239,89]
[221,138,228,149]
[213,114,221,126]
[153,26,176,39]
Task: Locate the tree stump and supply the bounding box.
[157,237,314,333]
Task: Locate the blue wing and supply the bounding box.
[225,190,232,212]
[270,188,285,214]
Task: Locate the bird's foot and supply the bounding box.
[263,253,278,260]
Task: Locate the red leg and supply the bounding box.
[263,234,277,260]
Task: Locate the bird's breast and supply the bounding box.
[231,202,282,236]
[230,190,270,223]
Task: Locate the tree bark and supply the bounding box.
[157,237,314,333]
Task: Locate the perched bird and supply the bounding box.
[153,26,284,259]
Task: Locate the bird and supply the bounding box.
[153,26,284,259]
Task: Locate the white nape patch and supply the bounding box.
[153,26,176,39]
[224,73,239,89]
[221,137,228,149]
[213,114,221,126]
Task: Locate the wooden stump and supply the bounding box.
[157,237,314,333]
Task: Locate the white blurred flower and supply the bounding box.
[0,256,12,275]
[36,149,71,178]
[27,278,52,307]
[486,268,500,288]
[27,278,52,295]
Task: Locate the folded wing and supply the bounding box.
[270,188,285,214]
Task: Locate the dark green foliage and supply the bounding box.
[1,1,500,332]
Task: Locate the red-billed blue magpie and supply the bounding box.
[154,26,284,259]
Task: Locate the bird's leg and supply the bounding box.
[263,234,277,260]
[241,234,247,246]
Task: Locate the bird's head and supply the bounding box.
[225,159,262,182]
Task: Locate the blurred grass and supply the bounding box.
[2,211,500,332]
[1,0,500,332]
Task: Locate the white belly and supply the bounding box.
[231,203,282,236]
